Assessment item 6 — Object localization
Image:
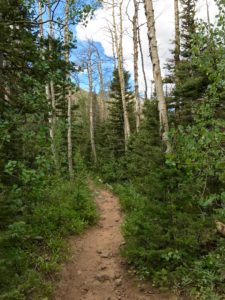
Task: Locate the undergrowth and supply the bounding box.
[114,183,225,300]
[0,176,97,300]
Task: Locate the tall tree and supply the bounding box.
[180,0,196,58]
[94,46,106,122]
[47,0,59,169]
[64,0,74,179]
[174,0,180,72]
[144,0,171,152]
[86,46,97,164]
[132,0,141,132]
[108,68,134,157]
[137,22,148,100]
[107,24,117,70]
[112,0,131,150]
[173,0,207,125]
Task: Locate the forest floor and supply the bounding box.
[53,184,182,300]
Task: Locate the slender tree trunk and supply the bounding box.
[39,0,59,167]
[95,48,106,122]
[174,0,180,71]
[133,0,140,131]
[64,0,73,179]
[38,0,44,37]
[174,0,181,118]
[109,25,117,70]
[112,0,130,150]
[205,0,211,32]
[137,23,148,100]
[144,0,171,152]
[47,0,59,169]
[87,55,97,164]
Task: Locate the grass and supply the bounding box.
[0,177,97,300]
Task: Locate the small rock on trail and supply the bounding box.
[52,185,184,300]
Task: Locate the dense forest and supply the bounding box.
[0,0,225,299]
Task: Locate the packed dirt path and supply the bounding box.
[53,185,181,300]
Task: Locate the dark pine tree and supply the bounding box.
[107,68,135,158]
[173,0,209,126]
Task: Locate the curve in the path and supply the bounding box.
[53,186,181,300]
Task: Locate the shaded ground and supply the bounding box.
[53,185,183,300]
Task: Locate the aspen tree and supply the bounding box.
[86,47,97,164]
[38,0,44,37]
[38,0,58,167]
[94,46,106,122]
[144,0,171,152]
[64,0,73,178]
[47,0,58,169]
[112,0,130,150]
[132,0,140,131]
[108,25,117,70]
[137,23,148,100]
[205,0,211,32]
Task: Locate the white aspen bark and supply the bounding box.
[144,0,171,153]
[137,23,148,100]
[47,1,58,168]
[205,0,211,32]
[97,60,106,122]
[112,0,130,150]
[108,25,117,70]
[133,0,141,131]
[87,54,97,164]
[47,2,56,125]
[39,0,58,166]
[38,0,44,37]
[64,0,73,178]
[93,45,106,122]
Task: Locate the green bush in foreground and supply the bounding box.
[114,180,225,300]
[0,177,97,300]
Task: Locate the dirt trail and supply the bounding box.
[53,186,181,300]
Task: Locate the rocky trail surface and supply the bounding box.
[53,185,182,300]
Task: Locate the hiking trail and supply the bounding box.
[53,185,182,300]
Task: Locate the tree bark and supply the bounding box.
[47,0,59,169]
[95,47,106,122]
[87,52,97,164]
[112,0,130,150]
[108,25,117,70]
[144,0,171,152]
[38,0,44,37]
[205,0,211,32]
[174,0,181,118]
[133,0,141,131]
[137,22,148,100]
[39,0,59,167]
[64,0,74,179]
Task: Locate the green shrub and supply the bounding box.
[0,177,97,300]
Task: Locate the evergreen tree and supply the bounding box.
[172,0,209,125]
[107,68,135,158]
[180,0,196,58]
[0,1,97,298]
[125,101,163,196]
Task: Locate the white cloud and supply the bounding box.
[76,0,218,96]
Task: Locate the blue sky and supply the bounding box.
[34,0,218,96]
